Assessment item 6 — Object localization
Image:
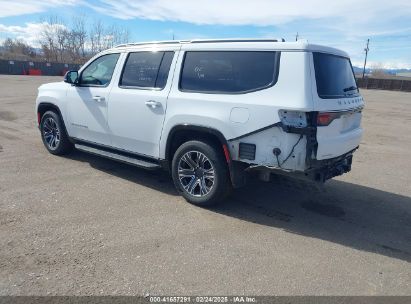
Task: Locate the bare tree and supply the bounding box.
[62,30,76,62]
[1,38,35,59]
[89,20,129,55]
[72,15,87,58]
[105,24,130,48]
[370,63,387,78]
[38,16,63,62]
[4,14,130,63]
[90,20,105,54]
[56,26,68,62]
[2,38,33,55]
[114,25,129,46]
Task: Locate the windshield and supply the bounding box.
[313,52,359,99]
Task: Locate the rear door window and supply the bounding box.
[120,51,174,89]
[313,52,359,99]
[180,51,280,93]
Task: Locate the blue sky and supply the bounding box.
[0,0,410,69]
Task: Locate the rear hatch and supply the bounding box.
[312,52,364,160]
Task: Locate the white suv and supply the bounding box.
[36,39,364,206]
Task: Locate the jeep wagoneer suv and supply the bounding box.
[36,39,364,206]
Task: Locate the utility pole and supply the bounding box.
[172,32,175,41]
[362,39,370,79]
[295,32,299,41]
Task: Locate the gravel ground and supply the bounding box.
[0,75,410,295]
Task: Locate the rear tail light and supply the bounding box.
[317,112,339,126]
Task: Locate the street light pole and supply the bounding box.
[362,39,370,80]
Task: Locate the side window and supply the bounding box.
[155,52,174,89]
[80,53,120,86]
[180,51,280,93]
[119,51,174,89]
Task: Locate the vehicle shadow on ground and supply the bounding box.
[66,150,178,196]
[68,150,411,263]
[218,176,411,263]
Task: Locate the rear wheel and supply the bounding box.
[171,140,230,206]
[40,111,73,155]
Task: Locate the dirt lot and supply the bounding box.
[0,75,410,295]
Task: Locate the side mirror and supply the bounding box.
[64,70,79,85]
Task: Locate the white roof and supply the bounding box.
[107,38,349,58]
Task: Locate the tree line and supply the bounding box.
[0,15,129,64]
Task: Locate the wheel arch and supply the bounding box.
[37,102,74,154]
[163,124,248,188]
[37,102,63,123]
[164,124,230,164]
[37,102,70,138]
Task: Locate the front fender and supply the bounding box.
[36,82,70,132]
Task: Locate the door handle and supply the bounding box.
[145,100,161,108]
[92,96,105,103]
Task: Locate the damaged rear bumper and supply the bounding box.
[305,149,356,182]
[246,148,357,183]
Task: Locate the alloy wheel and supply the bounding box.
[177,151,215,197]
[42,117,61,150]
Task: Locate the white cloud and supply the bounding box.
[87,0,411,67]
[0,0,78,18]
[0,22,67,47]
[1,0,409,69]
[89,0,411,26]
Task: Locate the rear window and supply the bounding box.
[313,52,359,99]
[180,51,280,93]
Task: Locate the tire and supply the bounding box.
[40,110,73,155]
[171,140,230,206]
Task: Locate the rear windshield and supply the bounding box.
[313,52,359,99]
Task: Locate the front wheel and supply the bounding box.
[171,140,230,206]
[40,111,73,155]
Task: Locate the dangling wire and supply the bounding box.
[276,134,304,168]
